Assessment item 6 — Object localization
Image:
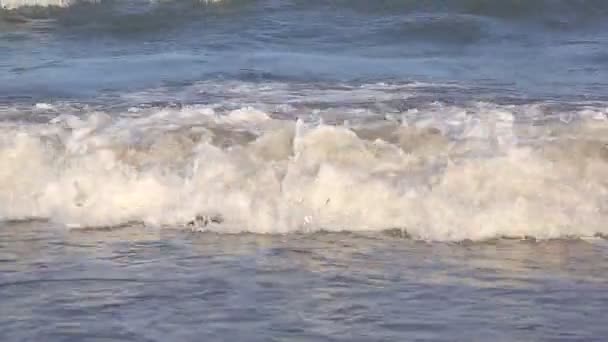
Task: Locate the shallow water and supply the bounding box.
[2,223,608,341]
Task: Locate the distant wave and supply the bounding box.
[3,0,607,19]
[1,0,90,9]
[2,0,604,40]
[0,0,231,35]
[300,0,608,19]
[0,0,220,10]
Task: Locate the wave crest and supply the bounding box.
[1,103,607,241]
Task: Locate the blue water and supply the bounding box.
[1,1,608,340]
[2,224,608,341]
[2,0,607,101]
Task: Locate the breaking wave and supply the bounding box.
[1,100,607,241]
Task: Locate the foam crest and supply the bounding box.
[1,105,607,241]
[1,0,86,9]
[1,0,220,9]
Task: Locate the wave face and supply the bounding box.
[308,0,608,18]
[1,88,607,240]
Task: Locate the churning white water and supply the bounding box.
[2,98,607,241]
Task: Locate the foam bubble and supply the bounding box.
[0,0,220,9]
[1,0,82,9]
[0,104,607,241]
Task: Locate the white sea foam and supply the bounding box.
[1,103,607,241]
[1,0,80,9]
[0,0,220,9]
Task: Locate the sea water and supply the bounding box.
[1,1,608,340]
